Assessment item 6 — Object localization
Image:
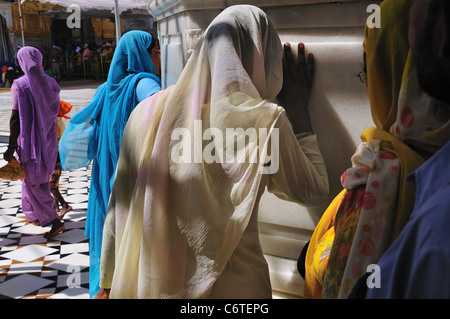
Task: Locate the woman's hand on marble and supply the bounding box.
[277,42,314,134]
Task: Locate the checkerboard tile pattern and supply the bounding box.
[0,136,91,299]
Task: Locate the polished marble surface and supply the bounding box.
[0,82,98,299]
[0,139,91,299]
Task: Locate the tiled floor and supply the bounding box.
[0,133,91,299]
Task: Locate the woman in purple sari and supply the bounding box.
[3,46,64,239]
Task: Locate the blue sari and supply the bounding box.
[59,31,161,298]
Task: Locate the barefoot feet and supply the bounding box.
[44,218,65,239]
[58,204,72,220]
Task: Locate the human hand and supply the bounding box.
[277,42,315,134]
[3,146,14,162]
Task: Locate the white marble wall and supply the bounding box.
[148,0,381,298]
[0,3,14,29]
[0,2,17,51]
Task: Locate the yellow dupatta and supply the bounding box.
[304,0,416,299]
[306,0,450,297]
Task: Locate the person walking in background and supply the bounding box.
[3,46,64,239]
[58,30,161,298]
[50,152,72,218]
[51,45,62,83]
[50,100,74,219]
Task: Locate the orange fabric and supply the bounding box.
[57,100,73,141]
[59,100,73,119]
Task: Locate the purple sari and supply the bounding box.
[12,47,60,226]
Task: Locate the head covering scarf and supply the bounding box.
[100,5,284,298]
[57,100,73,141]
[58,30,161,298]
[305,0,450,299]
[364,0,450,149]
[14,47,60,184]
[59,30,161,171]
[363,1,412,131]
[390,54,450,155]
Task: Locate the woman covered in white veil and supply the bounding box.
[97,5,329,299]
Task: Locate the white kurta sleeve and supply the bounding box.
[267,112,329,207]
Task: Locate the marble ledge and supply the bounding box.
[149,0,364,14]
[149,0,382,28]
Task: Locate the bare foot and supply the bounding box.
[95,288,110,299]
[59,205,73,220]
[31,220,41,226]
[44,219,65,239]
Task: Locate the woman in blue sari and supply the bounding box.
[59,30,161,298]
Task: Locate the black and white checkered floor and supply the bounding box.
[0,133,91,299]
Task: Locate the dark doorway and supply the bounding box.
[51,19,73,48]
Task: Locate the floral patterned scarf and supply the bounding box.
[305,0,450,299]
